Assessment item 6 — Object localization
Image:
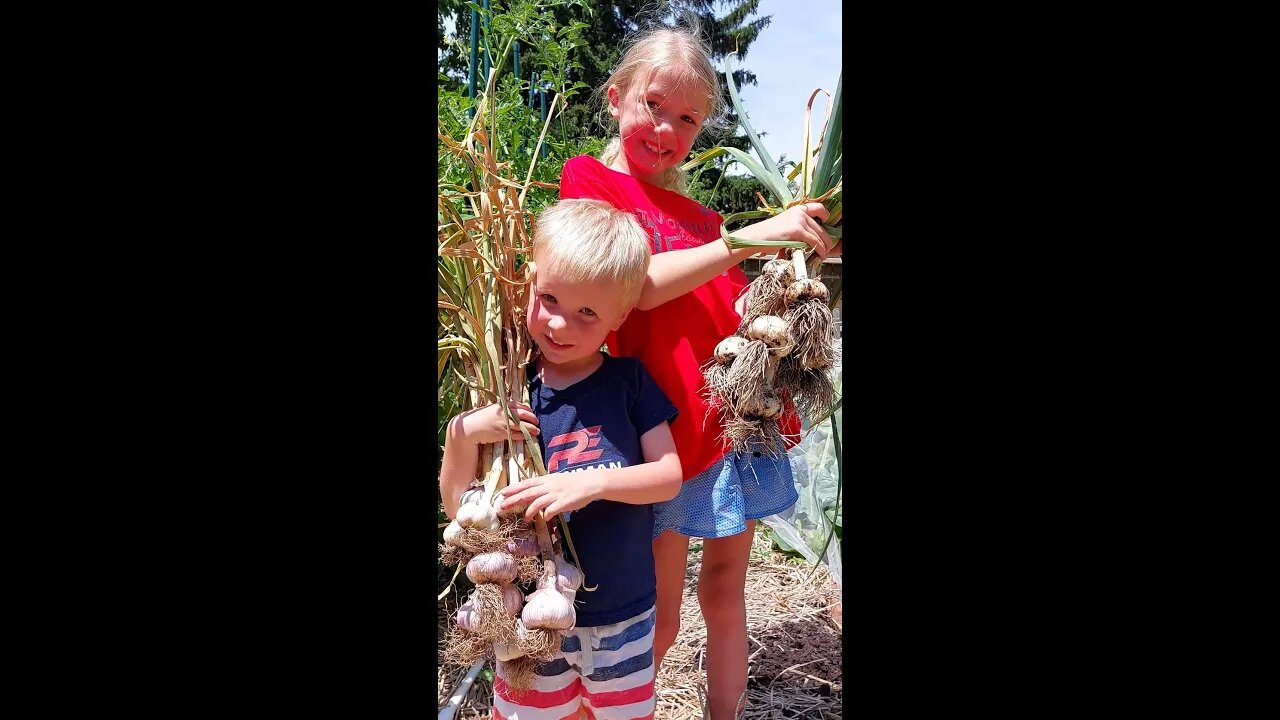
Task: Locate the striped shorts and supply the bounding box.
[493,607,655,720]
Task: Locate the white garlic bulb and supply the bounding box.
[714,336,748,365]
[553,554,583,592]
[492,487,527,518]
[747,316,791,356]
[761,257,797,284]
[457,501,499,531]
[442,519,464,546]
[458,486,484,507]
[521,560,576,630]
[784,278,829,305]
[466,552,517,585]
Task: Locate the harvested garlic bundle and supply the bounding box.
[466,552,518,585]
[737,258,796,334]
[521,560,576,631]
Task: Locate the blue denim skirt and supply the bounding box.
[652,450,798,539]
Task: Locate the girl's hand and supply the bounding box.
[745,202,837,259]
[503,471,600,522]
[452,401,540,446]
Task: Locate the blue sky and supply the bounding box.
[725,0,843,176]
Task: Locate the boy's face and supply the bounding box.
[526,256,632,369]
[608,67,708,185]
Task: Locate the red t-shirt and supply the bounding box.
[559,155,800,481]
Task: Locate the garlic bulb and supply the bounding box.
[492,487,527,518]
[500,582,524,617]
[494,641,526,661]
[522,560,576,630]
[466,552,518,584]
[458,486,484,507]
[784,278,829,306]
[714,336,748,365]
[553,554,583,592]
[747,316,791,356]
[741,391,783,419]
[761,257,797,284]
[442,519,464,546]
[457,501,499,531]
[456,598,480,632]
[506,535,539,558]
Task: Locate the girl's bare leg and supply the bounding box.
[696,520,755,720]
[652,529,691,671]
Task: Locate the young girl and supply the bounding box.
[557,20,837,720]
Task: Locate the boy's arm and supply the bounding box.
[504,422,683,521]
[439,414,481,520]
[440,402,541,519]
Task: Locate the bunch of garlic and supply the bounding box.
[702,251,837,450]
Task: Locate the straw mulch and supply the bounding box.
[437,528,843,719]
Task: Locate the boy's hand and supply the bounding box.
[503,471,600,522]
[452,401,540,446]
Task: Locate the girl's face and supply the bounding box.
[608,67,709,186]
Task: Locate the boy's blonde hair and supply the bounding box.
[596,20,727,196]
[533,199,651,312]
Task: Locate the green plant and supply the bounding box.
[682,53,843,277]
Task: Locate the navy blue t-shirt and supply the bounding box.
[528,353,678,627]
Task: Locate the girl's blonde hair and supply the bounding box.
[533,198,651,312]
[596,19,727,196]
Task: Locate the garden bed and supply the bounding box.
[437,528,842,719]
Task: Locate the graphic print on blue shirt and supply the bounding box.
[529,353,678,626]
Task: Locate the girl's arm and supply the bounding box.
[504,422,683,520]
[636,202,836,311]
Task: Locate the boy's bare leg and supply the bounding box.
[697,520,755,720]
